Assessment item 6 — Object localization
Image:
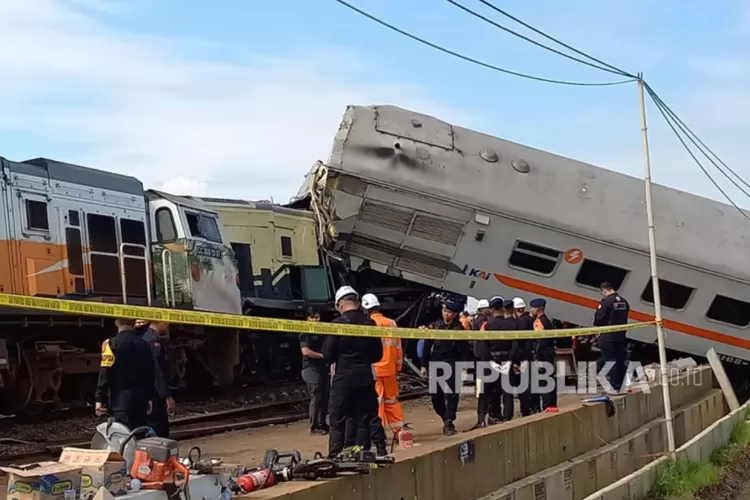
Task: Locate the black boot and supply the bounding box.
[443,420,457,436]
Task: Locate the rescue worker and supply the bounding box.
[323,286,383,458]
[471,296,514,429]
[419,297,470,436]
[94,318,155,430]
[362,293,404,455]
[460,311,472,330]
[593,282,631,393]
[300,307,330,435]
[471,299,491,330]
[142,320,174,438]
[529,298,557,412]
[513,297,536,416]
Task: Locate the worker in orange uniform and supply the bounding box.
[361,293,405,446]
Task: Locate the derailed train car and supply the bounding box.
[295,104,750,389]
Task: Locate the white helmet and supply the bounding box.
[361,293,380,310]
[476,299,490,310]
[513,297,526,309]
[335,285,359,304]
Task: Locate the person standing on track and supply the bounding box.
[594,282,631,393]
[142,320,175,438]
[299,307,330,435]
[419,297,470,436]
[471,296,513,429]
[323,286,383,458]
[95,318,155,431]
[513,298,536,416]
[529,298,557,412]
[362,293,404,454]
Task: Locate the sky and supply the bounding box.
[0,0,748,209]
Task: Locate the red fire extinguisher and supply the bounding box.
[237,468,277,493]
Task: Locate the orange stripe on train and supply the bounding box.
[493,273,750,351]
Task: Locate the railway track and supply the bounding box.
[0,384,429,465]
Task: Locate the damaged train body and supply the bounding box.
[297,104,750,384]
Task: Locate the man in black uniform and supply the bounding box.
[471,296,515,429]
[323,286,383,458]
[419,297,470,436]
[529,298,557,412]
[593,282,631,393]
[142,320,174,438]
[300,307,330,435]
[513,297,536,416]
[95,318,155,430]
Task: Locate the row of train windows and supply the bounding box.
[508,240,750,328]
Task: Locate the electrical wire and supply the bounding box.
[332,0,637,87]
[445,0,632,78]
[645,82,750,194]
[475,0,637,79]
[645,85,750,221]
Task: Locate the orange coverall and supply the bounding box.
[370,312,404,435]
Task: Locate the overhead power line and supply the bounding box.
[332,0,637,87]
[474,0,637,79]
[645,86,750,221]
[644,83,750,194]
[445,0,633,78]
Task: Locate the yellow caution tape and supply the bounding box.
[0,293,656,340]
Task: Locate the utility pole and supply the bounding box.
[637,73,676,453]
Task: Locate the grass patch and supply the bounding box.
[647,413,750,500]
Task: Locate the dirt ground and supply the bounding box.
[180,393,585,498]
[695,447,750,500]
[182,393,583,467]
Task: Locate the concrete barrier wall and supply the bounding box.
[257,366,716,500]
[480,389,725,500]
[582,395,750,500]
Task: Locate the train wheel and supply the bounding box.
[15,401,49,420]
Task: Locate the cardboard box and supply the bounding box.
[58,449,127,500]
[1,462,81,500]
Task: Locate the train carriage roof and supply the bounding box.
[327,105,750,282]
[6,157,144,196]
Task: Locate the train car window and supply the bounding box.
[641,278,694,310]
[25,200,49,231]
[120,219,147,256]
[65,228,84,276]
[280,236,293,258]
[575,259,629,290]
[87,214,118,253]
[706,295,750,327]
[200,215,222,243]
[508,241,560,275]
[185,212,222,243]
[155,207,177,243]
[68,210,80,227]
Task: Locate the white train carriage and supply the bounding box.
[299,104,750,368]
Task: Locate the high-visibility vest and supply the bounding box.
[460,315,471,330]
[371,312,403,377]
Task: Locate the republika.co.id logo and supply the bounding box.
[424,361,702,395]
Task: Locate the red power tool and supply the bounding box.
[130,437,190,494]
